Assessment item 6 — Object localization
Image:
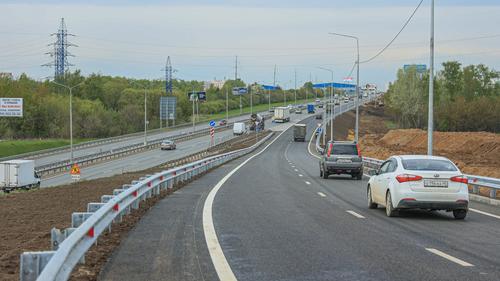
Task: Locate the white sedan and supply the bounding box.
[367,155,469,219]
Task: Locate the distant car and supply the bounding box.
[295,108,303,114]
[269,107,276,112]
[318,104,324,108]
[320,141,363,180]
[219,119,227,126]
[160,140,176,150]
[366,155,469,219]
[315,114,322,120]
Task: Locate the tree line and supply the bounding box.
[384,61,500,132]
[0,71,324,139]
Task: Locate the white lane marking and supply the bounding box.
[307,127,321,160]
[425,248,474,267]
[317,192,326,197]
[203,129,289,281]
[305,181,311,185]
[291,165,296,168]
[469,208,500,220]
[346,210,366,219]
[298,174,303,177]
[294,169,299,172]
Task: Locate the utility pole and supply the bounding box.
[192,90,195,133]
[235,56,238,80]
[294,69,297,106]
[427,0,435,155]
[144,88,147,146]
[226,87,229,122]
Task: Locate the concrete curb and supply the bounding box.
[469,194,500,207]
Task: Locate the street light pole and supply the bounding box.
[51,80,84,165]
[144,88,147,146]
[318,67,334,142]
[294,69,297,106]
[427,0,435,155]
[329,32,360,143]
[226,87,229,122]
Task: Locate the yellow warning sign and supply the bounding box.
[70,164,81,175]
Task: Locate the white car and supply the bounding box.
[367,155,469,219]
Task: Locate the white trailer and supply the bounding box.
[0,160,41,192]
[273,107,290,123]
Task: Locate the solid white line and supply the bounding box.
[469,208,500,220]
[203,129,289,281]
[346,210,366,219]
[305,181,311,185]
[307,128,321,160]
[317,192,327,197]
[298,174,303,177]
[425,248,474,267]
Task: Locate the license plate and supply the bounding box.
[337,159,352,163]
[424,179,448,187]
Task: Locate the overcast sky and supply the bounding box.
[0,0,499,90]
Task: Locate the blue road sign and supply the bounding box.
[209,120,216,127]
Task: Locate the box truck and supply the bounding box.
[293,124,307,142]
[233,122,247,135]
[273,107,290,123]
[0,160,41,192]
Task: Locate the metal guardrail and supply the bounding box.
[34,113,274,177]
[20,132,275,281]
[0,110,272,163]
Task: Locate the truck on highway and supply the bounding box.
[273,107,290,123]
[293,124,307,142]
[250,113,265,131]
[0,160,41,192]
[233,122,247,135]
[307,104,315,114]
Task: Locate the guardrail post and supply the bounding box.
[472,185,479,194]
[72,212,93,228]
[490,189,496,199]
[20,251,55,281]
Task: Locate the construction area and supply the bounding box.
[325,103,500,178]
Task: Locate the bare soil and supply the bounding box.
[325,104,500,178]
[0,131,271,281]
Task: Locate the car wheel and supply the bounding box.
[322,169,329,179]
[367,186,377,209]
[385,191,397,217]
[319,169,323,177]
[356,172,362,180]
[453,209,467,220]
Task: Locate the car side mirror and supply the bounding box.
[368,169,378,176]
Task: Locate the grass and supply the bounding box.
[384,120,398,130]
[0,138,93,158]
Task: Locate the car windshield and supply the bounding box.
[332,144,357,155]
[402,159,457,171]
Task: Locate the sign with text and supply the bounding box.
[0,98,23,117]
[160,96,177,120]
[232,87,248,96]
[188,91,206,102]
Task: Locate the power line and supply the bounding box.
[360,0,424,64]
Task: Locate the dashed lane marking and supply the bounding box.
[346,210,366,219]
[317,192,327,197]
[425,248,474,267]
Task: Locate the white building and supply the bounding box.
[204,79,226,90]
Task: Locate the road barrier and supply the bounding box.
[19,132,275,281]
[0,111,272,163]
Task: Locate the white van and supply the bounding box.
[233,122,247,135]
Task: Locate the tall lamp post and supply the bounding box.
[428,0,435,155]
[318,67,334,143]
[130,81,150,146]
[329,32,360,143]
[51,80,84,165]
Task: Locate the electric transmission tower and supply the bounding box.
[43,18,77,79]
[165,56,173,95]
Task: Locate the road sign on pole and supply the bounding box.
[209,120,216,127]
[70,163,81,181]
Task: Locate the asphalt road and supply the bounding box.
[100,114,500,281]
[32,109,271,167]
[42,108,315,187]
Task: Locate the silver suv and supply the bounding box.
[319,141,363,180]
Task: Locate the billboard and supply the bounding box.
[232,87,248,96]
[0,98,23,117]
[188,91,206,102]
[160,96,177,120]
[403,64,427,73]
